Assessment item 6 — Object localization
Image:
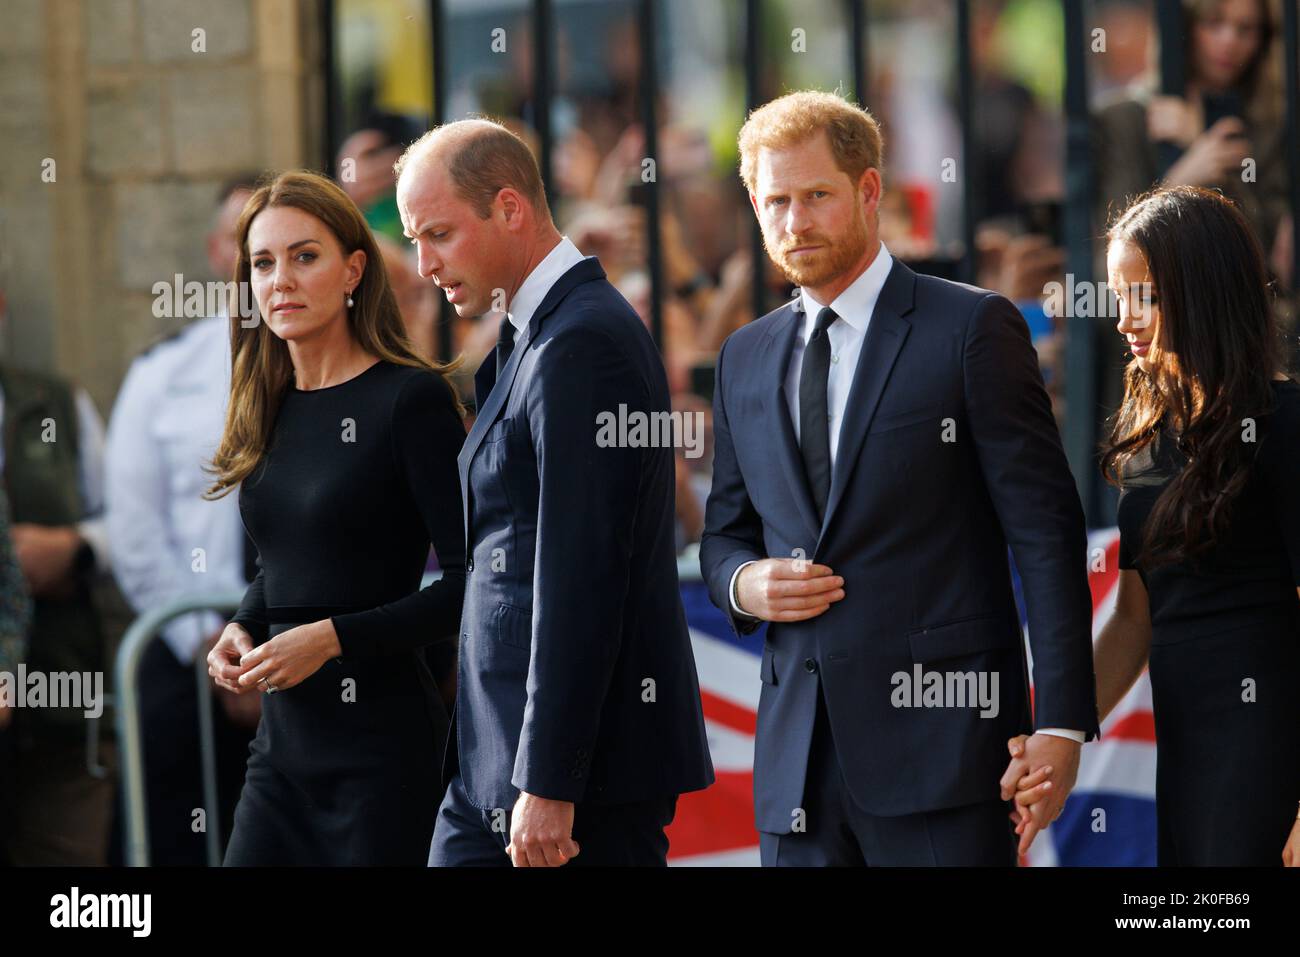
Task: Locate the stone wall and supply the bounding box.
[0,0,328,412]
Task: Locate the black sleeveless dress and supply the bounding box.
[1116,379,1300,865]
[223,360,466,865]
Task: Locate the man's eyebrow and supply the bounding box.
[250,238,321,257]
[762,181,837,196]
[405,221,449,238]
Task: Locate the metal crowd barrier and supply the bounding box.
[114,592,246,867]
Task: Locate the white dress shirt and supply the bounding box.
[722,242,1082,743]
[105,314,249,663]
[503,235,588,343]
[727,241,893,610]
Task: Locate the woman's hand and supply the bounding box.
[236,619,342,694]
[1283,816,1300,866]
[208,622,256,694]
[1164,117,1251,188]
[1146,95,1199,147]
[1004,734,1058,838]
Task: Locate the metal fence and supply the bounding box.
[322,0,1300,527]
[113,592,246,867]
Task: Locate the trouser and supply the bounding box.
[4,729,117,866]
[429,771,678,867]
[759,686,1018,867]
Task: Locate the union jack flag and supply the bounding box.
[667,529,1157,866]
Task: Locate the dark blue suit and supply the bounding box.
[700,257,1099,864]
[430,256,714,866]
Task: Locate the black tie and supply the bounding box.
[496,315,516,378]
[799,306,837,519]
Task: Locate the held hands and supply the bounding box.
[1000,733,1082,856]
[735,558,845,622]
[507,791,580,867]
[1009,734,1300,866]
[206,620,341,695]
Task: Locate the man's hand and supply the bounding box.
[11,523,82,597]
[507,791,580,867]
[1000,732,1081,855]
[735,558,844,622]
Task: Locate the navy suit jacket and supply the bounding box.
[448,256,715,810]
[700,257,1100,833]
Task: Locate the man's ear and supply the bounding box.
[498,188,526,230]
[859,168,882,215]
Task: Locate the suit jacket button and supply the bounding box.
[803,658,818,674]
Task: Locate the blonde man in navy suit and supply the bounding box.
[701,91,1100,866]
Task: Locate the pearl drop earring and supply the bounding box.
[346,291,354,308]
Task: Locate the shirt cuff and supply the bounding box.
[1037,727,1086,743]
[728,560,759,618]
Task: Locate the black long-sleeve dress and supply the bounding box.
[1117,379,1300,866]
[223,359,466,866]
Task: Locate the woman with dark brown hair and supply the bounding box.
[204,170,466,865]
[1009,186,1300,866]
[1093,0,1289,253]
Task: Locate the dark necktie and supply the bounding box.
[799,306,837,519]
[496,315,516,378]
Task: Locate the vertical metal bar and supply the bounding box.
[847,0,867,107]
[323,0,339,175]
[115,624,150,866]
[196,654,222,865]
[113,595,247,866]
[955,0,976,283]
[746,0,767,319]
[431,0,446,129]
[1154,0,1186,177]
[1283,0,1300,300]
[1062,0,1098,522]
[534,0,554,208]
[640,0,664,349]
[430,0,454,367]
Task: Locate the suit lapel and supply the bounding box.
[818,258,916,543]
[761,298,822,547]
[457,257,607,538]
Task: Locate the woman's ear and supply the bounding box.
[346,248,367,289]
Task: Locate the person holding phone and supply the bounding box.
[1093,0,1288,258]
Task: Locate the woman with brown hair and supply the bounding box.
[1009,186,1300,866]
[204,170,466,865]
[1093,0,1289,252]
